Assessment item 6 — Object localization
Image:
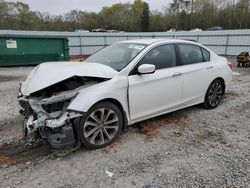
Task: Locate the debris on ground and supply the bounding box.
[233,72,241,76]
[105,169,114,177]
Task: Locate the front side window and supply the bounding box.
[178,44,203,65]
[138,44,176,70]
[85,43,146,71]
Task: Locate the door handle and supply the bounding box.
[206,65,214,69]
[172,72,182,77]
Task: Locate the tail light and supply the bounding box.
[227,60,233,70]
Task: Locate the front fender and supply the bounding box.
[67,78,130,121]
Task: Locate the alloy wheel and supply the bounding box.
[208,82,223,107]
[83,108,119,146]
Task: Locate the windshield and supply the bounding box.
[85,43,147,71]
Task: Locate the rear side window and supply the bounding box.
[201,48,210,62]
[178,44,203,65]
[138,44,176,70]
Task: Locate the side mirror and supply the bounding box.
[137,64,156,75]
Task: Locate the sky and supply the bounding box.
[7,0,172,15]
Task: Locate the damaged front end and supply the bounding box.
[18,76,104,149]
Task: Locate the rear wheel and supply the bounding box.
[203,79,224,109]
[79,102,123,149]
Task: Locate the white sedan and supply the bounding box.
[18,39,233,149]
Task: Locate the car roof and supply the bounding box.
[118,38,197,45]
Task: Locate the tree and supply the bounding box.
[149,11,165,31]
[81,12,100,30]
[99,3,131,30]
[0,0,249,32]
[169,0,192,30]
[235,0,250,28]
[141,2,149,31]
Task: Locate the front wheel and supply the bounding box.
[79,102,123,149]
[202,79,224,109]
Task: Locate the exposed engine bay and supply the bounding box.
[18,76,107,149]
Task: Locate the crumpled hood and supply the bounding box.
[21,61,117,95]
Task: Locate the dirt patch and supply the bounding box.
[237,101,250,113]
[134,114,187,137]
[0,75,23,82]
[0,116,22,128]
[224,90,240,98]
[102,137,123,153]
[154,114,188,127]
[0,116,23,144]
[195,130,228,146]
[0,139,52,164]
[0,156,15,164]
[137,121,162,136]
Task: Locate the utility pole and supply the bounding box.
[230,0,235,29]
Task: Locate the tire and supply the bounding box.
[202,79,224,109]
[79,102,123,149]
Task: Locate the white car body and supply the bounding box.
[18,39,232,149]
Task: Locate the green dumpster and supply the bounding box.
[0,36,69,66]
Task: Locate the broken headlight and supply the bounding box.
[42,99,72,113]
[40,92,78,114]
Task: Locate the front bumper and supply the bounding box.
[18,96,84,149]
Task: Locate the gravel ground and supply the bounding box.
[0,59,249,188]
[0,67,33,144]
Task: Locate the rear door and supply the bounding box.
[177,44,215,106]
[128,44,183,122]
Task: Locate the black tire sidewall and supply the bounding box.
[79,102,123,149]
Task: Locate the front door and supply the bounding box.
[128,44,183,122]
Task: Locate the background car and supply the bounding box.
[18,39,233,150]
[91,28,108,32]
[189,28,202,32]
[74,29,90,32]
[207,26,223,31]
